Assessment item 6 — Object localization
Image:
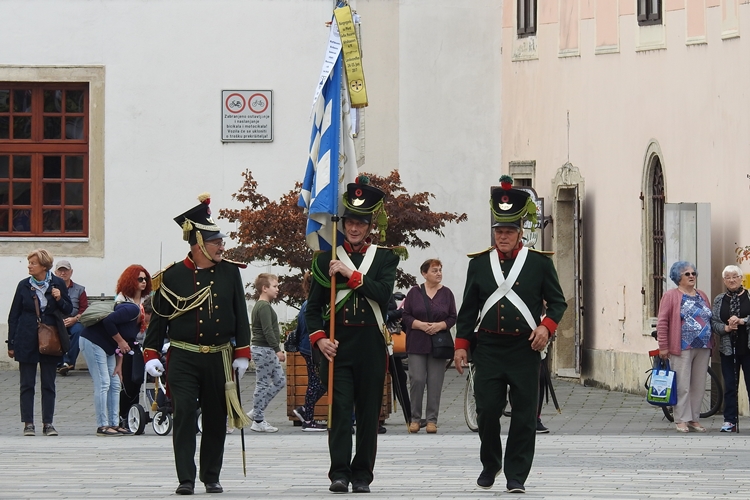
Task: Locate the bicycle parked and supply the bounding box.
[645,331,723,422]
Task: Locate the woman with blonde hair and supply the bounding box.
[8,249,72,436]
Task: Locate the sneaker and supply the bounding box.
[23,424,35,436]
[42,424,58,436]
[536,418,549,433]
[57,363,73,376]
[721,422,737,433]
[477,469,501,489]
[226,425,235,434]
[302,420,327,432]
[246,409,255,420]
[250,420,278,433]
[506,479,526,493]
[292,406,306,423]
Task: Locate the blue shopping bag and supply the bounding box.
[646,358,677,407]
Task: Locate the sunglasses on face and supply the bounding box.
[683,272,697,277]
[137,277,148,283]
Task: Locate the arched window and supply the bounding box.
[642,142,666,324]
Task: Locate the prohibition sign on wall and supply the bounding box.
[221,90,273,142]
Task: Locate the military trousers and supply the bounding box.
[168,347,228,485]
[473,332,541,485]
[320,324,387,485]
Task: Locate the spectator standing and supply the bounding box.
[7,249,72,436]
[249,273,287,433]
[118,273,152,426]
[54,260,88,375]
[402,258,457,434]
[80,264,150,436]
[657,261,713,433]
[711,265,750,433]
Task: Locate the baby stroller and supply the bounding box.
[125,342,204,436]
[126,343,174,435]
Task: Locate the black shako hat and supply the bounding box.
[490,175,538,229]
[174,193,227,245]
[342,175,386,226]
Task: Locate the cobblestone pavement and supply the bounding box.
[0,366,748,499]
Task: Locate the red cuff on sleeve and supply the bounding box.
[541,317,558,336]
[454,338,472,351]
[347,271,363,289]
[309,330,327,348]
[143,348,160,363]
[234,346,250,359]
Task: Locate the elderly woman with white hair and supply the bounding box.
[711,265,750,433]
[656,260,713,433]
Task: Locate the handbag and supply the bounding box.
[284,327,299,353]
[646,357,677,407]
[33,294,63,356]
[391,331,407,354]
[420,285,454,359]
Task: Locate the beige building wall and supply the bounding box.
[501,0,750,392]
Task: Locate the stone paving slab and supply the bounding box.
[0,368,747,499]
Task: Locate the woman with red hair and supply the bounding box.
[80,265,151,436]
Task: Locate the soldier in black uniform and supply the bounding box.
[306,177,400,494]
[454,177,567,494]
[143,193,251,496]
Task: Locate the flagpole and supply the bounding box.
[327,216,338,427]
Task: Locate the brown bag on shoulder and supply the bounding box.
[33,294,63,356]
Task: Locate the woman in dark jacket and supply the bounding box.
[80,265,150,436]
[7,249,73,437]
[402,258,457,434]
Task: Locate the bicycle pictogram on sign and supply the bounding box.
[225,93,246,114]
[248,93,268,114]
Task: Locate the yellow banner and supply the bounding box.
[334,5,368,108]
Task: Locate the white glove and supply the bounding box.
[145,359,165,377]
[232,357,249,380]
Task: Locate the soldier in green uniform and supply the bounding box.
[143,193,251,496]
[454,177,567,494]
[306,177,400,494]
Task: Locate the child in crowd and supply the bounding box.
[248,273,286,432]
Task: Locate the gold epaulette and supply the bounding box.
[529,248,554,255]
[467,247,494,258]
[222,258,248,269]
[151,261,177,291]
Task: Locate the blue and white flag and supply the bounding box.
[299,24,358,252]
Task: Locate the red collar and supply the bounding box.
[495,241,523,260]
[183,253,197,270]
[343,239,372,254]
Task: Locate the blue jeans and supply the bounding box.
[62,322,83,367]
[79,337,120,428]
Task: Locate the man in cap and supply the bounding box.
[54,260,88,375]
[143,193,251,495]
[454,176,567,494]
[306,176,401,494]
